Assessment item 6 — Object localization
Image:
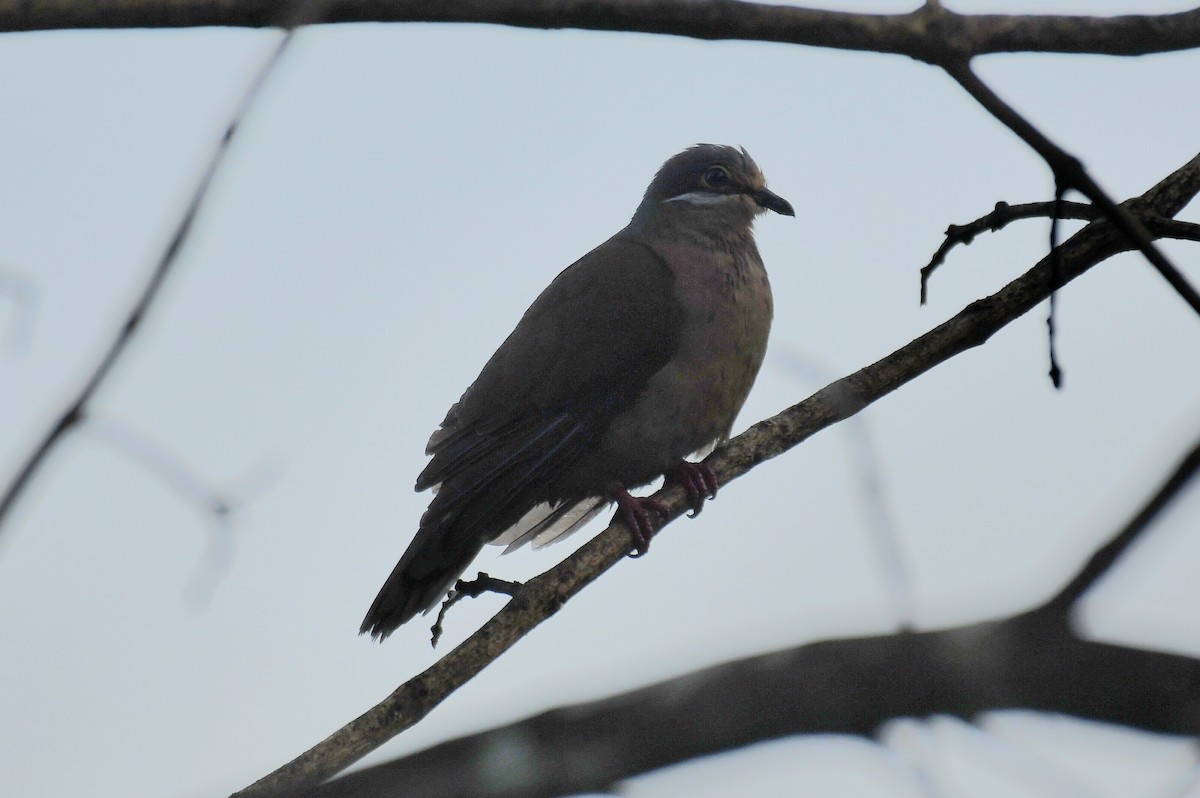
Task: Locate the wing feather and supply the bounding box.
[417,235,684,548]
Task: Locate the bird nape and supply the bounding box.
[361,144,794,640]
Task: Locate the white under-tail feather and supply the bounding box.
[489,497,608,553]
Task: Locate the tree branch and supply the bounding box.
[233,149,1200,797]
[3,1,1200,61]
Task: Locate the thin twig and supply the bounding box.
[1047,187,1066,388]
[921,203,1200,303]
[921,200,1097,302]
[943,60,1200,318]
[430,573,524,648]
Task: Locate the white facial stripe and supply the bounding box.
[663,190,737,206]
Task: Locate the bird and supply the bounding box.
[361,144,793,640]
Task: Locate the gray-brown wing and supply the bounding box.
[416,234,685,502]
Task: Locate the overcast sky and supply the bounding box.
[2,2,1200,796]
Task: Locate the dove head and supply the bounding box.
[631,144,794,231]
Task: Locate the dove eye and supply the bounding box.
[701,165,732,189]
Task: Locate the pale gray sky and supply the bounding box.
[2,2,1199,796]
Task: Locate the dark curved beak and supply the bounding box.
[752,188,795,217]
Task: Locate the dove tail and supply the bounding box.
[359,519,483,641]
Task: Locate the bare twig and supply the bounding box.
[931,58,1199,389]
[430,573,524,648]
[943,61,1200,318]
[921,200,1097,301]
[1046,188,1067,388]
[921,203,1200,302]
[233,150,1200,797]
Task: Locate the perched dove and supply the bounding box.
[362,144,792,639]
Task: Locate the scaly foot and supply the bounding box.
[672,461,719,517]
[609,484,670,557]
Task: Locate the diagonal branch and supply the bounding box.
[3,1,1200,60]
[233,150,1200,797]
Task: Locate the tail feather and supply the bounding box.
[360,520,484,640]
[362,409,605,639]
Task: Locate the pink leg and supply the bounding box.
[609,484,670,558]
[672,460,719,517]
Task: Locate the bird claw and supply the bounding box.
[672,461,719,517]
[609,485,670,557]
[430,572,524,648]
